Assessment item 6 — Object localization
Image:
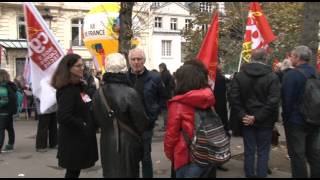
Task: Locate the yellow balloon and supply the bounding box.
[83,2,139,72]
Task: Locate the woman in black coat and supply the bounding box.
[92,53,148,178]
[51,54,98,178]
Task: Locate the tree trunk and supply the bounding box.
[119,2,134,67]
[300,2,320,64]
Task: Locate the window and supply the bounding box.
[153,2,161,7]
[17,16,26,39]
[162,40,171,57]
[71,18,84,46]
[155,17,162,28]
[185,19,192,29]
[200,2,212,13]
[15,58,25,76]
[170,18,177,30]
[201,24,208,32]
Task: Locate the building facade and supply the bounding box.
[0,2,223,78]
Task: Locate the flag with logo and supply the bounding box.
[197,12,219,82]
[24,2,65,113]
[239,2,276,68]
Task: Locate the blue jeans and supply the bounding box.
[242,126,273,178]
[284,123,320,178]
[176,163,205,178]
[142,130,153,178]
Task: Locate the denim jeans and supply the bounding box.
[284,123,320,178]
[242,126,273,178]
[176,163,206,178]
[141,130,153,178]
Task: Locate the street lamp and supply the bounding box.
[42,7,53,28]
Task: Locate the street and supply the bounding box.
[0,115,291,178]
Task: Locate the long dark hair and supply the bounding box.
[174,59,209,95]
[0,69,10,83]
[51,54,81,90]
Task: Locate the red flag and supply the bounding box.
[197,12,219,81]
[241,2,276,63]
[24,2,65,113]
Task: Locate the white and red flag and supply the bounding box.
[24,2,65,113]
[239,2,276,70]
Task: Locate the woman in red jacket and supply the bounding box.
[164,60,215,178]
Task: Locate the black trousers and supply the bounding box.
[35,112,57,149]
[0,115,15,149]
[65,169,81,178]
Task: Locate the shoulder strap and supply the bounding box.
[98,88,120,152]
[98,88,141,149]
[296,68,317,79]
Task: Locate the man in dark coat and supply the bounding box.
[282,46,320,178]
[93,53,148,178]
[127,48,167,178]
[159,62,174,130]
[229,48,280,178]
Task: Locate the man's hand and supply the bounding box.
[242,115,255,126]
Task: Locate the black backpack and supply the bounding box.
[297,69,320,126]
[182,108,231,167]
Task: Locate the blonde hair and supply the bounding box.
[104,53,128,73]
[0,69,10,83]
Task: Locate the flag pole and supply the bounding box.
[237,52,243,72]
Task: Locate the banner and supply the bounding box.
[83,2,139,72]
[240,2,276,66]
[197,12,219,82]
[24,2,65,113]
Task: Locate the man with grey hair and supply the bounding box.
[282,45,320,178]
[229,48,280,178]
[127,48,166,178]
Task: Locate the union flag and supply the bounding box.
[240,2,276,65]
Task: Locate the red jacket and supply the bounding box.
[164,87,215,170]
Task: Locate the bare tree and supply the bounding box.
[119,2,134,65]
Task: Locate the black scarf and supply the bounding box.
[102,73,131,86]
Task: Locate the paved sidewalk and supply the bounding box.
[0,117,291,178]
